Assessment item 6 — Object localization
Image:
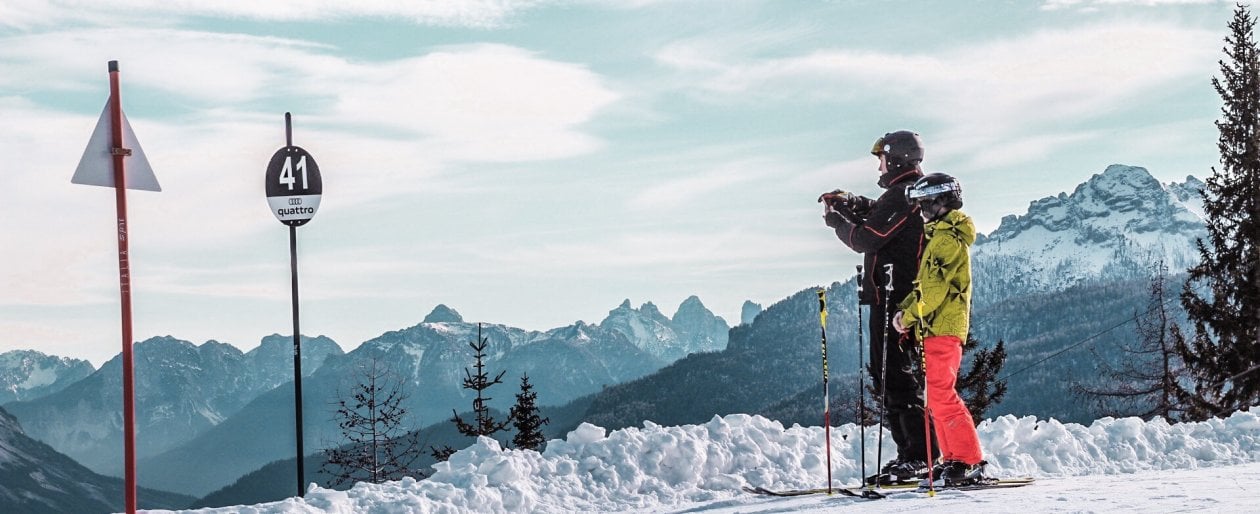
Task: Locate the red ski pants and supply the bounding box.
[923,335,982,465]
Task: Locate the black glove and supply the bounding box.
[824,210,849,229]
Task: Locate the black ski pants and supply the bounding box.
[868,303,937,463]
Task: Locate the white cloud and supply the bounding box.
[479,228,826,274]
[0,0,549,29]
[656,22,1218,169]
[1041,0,1221,12]
[0,29,620,187]
[626,160,769,211]
[333,44,620,163]
[0,29,333,103]
[791,156,881,193]
[0,28,621,313]
[951,131,1100,171]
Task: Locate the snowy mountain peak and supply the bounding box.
[985,164,1200,241]
[671,296,729,355]
[0,350,94,404]
[973,164,1206,302]
[672,296,711,322]
[423,304,464,324]
[677,295,704,309]
[600,297,729,362]
[1167,175,1206,219]
[639,301,670,324]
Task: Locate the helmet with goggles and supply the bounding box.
[871,130,924,174]
[906,172,963,210]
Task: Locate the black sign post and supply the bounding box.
[264,113,322,497]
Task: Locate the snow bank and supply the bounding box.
[162,409,1260,513]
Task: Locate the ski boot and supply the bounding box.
[938,460,987,486]
[866,458,928,485]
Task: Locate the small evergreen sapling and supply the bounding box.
[452,323,511,437]
[433,323,510,462]
[510,373,550,451]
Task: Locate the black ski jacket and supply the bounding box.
[827,170,924,306]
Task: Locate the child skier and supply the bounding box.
[891,172,986,485]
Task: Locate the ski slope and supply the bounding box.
[155,409,1260,513]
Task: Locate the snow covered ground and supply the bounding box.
[158,409,1260,513]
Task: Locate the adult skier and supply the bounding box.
[819,130,933,483]
[893,172,986,486]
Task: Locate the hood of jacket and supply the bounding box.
[925,209,976,246]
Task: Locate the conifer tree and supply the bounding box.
[510,373,550,451]
[957,336,1007,424]
[1176,3,1260,419]
[321,357,423,487]
[1076,261,1192,421]
[430,323,511,463]
[452,323,511,437]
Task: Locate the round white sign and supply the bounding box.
[265,145,322,226]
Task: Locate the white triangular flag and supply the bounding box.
[72,98,160,192]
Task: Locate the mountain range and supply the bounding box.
[0,406,192,513]
[14,297,728,497]
[2,335,343,474]
[972,164,1204,303]
[570,164,1205,431]
[0,164,1208,509]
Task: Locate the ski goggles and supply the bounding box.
[870,136,887,156]
[906,181,961,201]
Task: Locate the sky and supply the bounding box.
[149,408,1260,512]
[0,0,1238,366]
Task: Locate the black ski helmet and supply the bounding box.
[871,130,924,174]
[907,172,963,210]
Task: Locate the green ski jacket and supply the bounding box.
[897,209,975,341]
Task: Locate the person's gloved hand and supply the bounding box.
[817,189,857,209]
[824,210,848,228]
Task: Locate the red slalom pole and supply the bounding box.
[108,60,138,514]
[817,288,832,495]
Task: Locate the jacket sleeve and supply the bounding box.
[831,188,915,254]
[898,234,966,329]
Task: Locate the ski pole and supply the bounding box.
[817,287,832,495]
[876,263,893,488]
[854,266,865,490]
[915,301,936,497]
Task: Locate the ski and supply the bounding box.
[880,476,1036,493]
[742,485,875,498]
[743,477,1035,499]
[863,472,918,487]
[925,476,1036,491]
